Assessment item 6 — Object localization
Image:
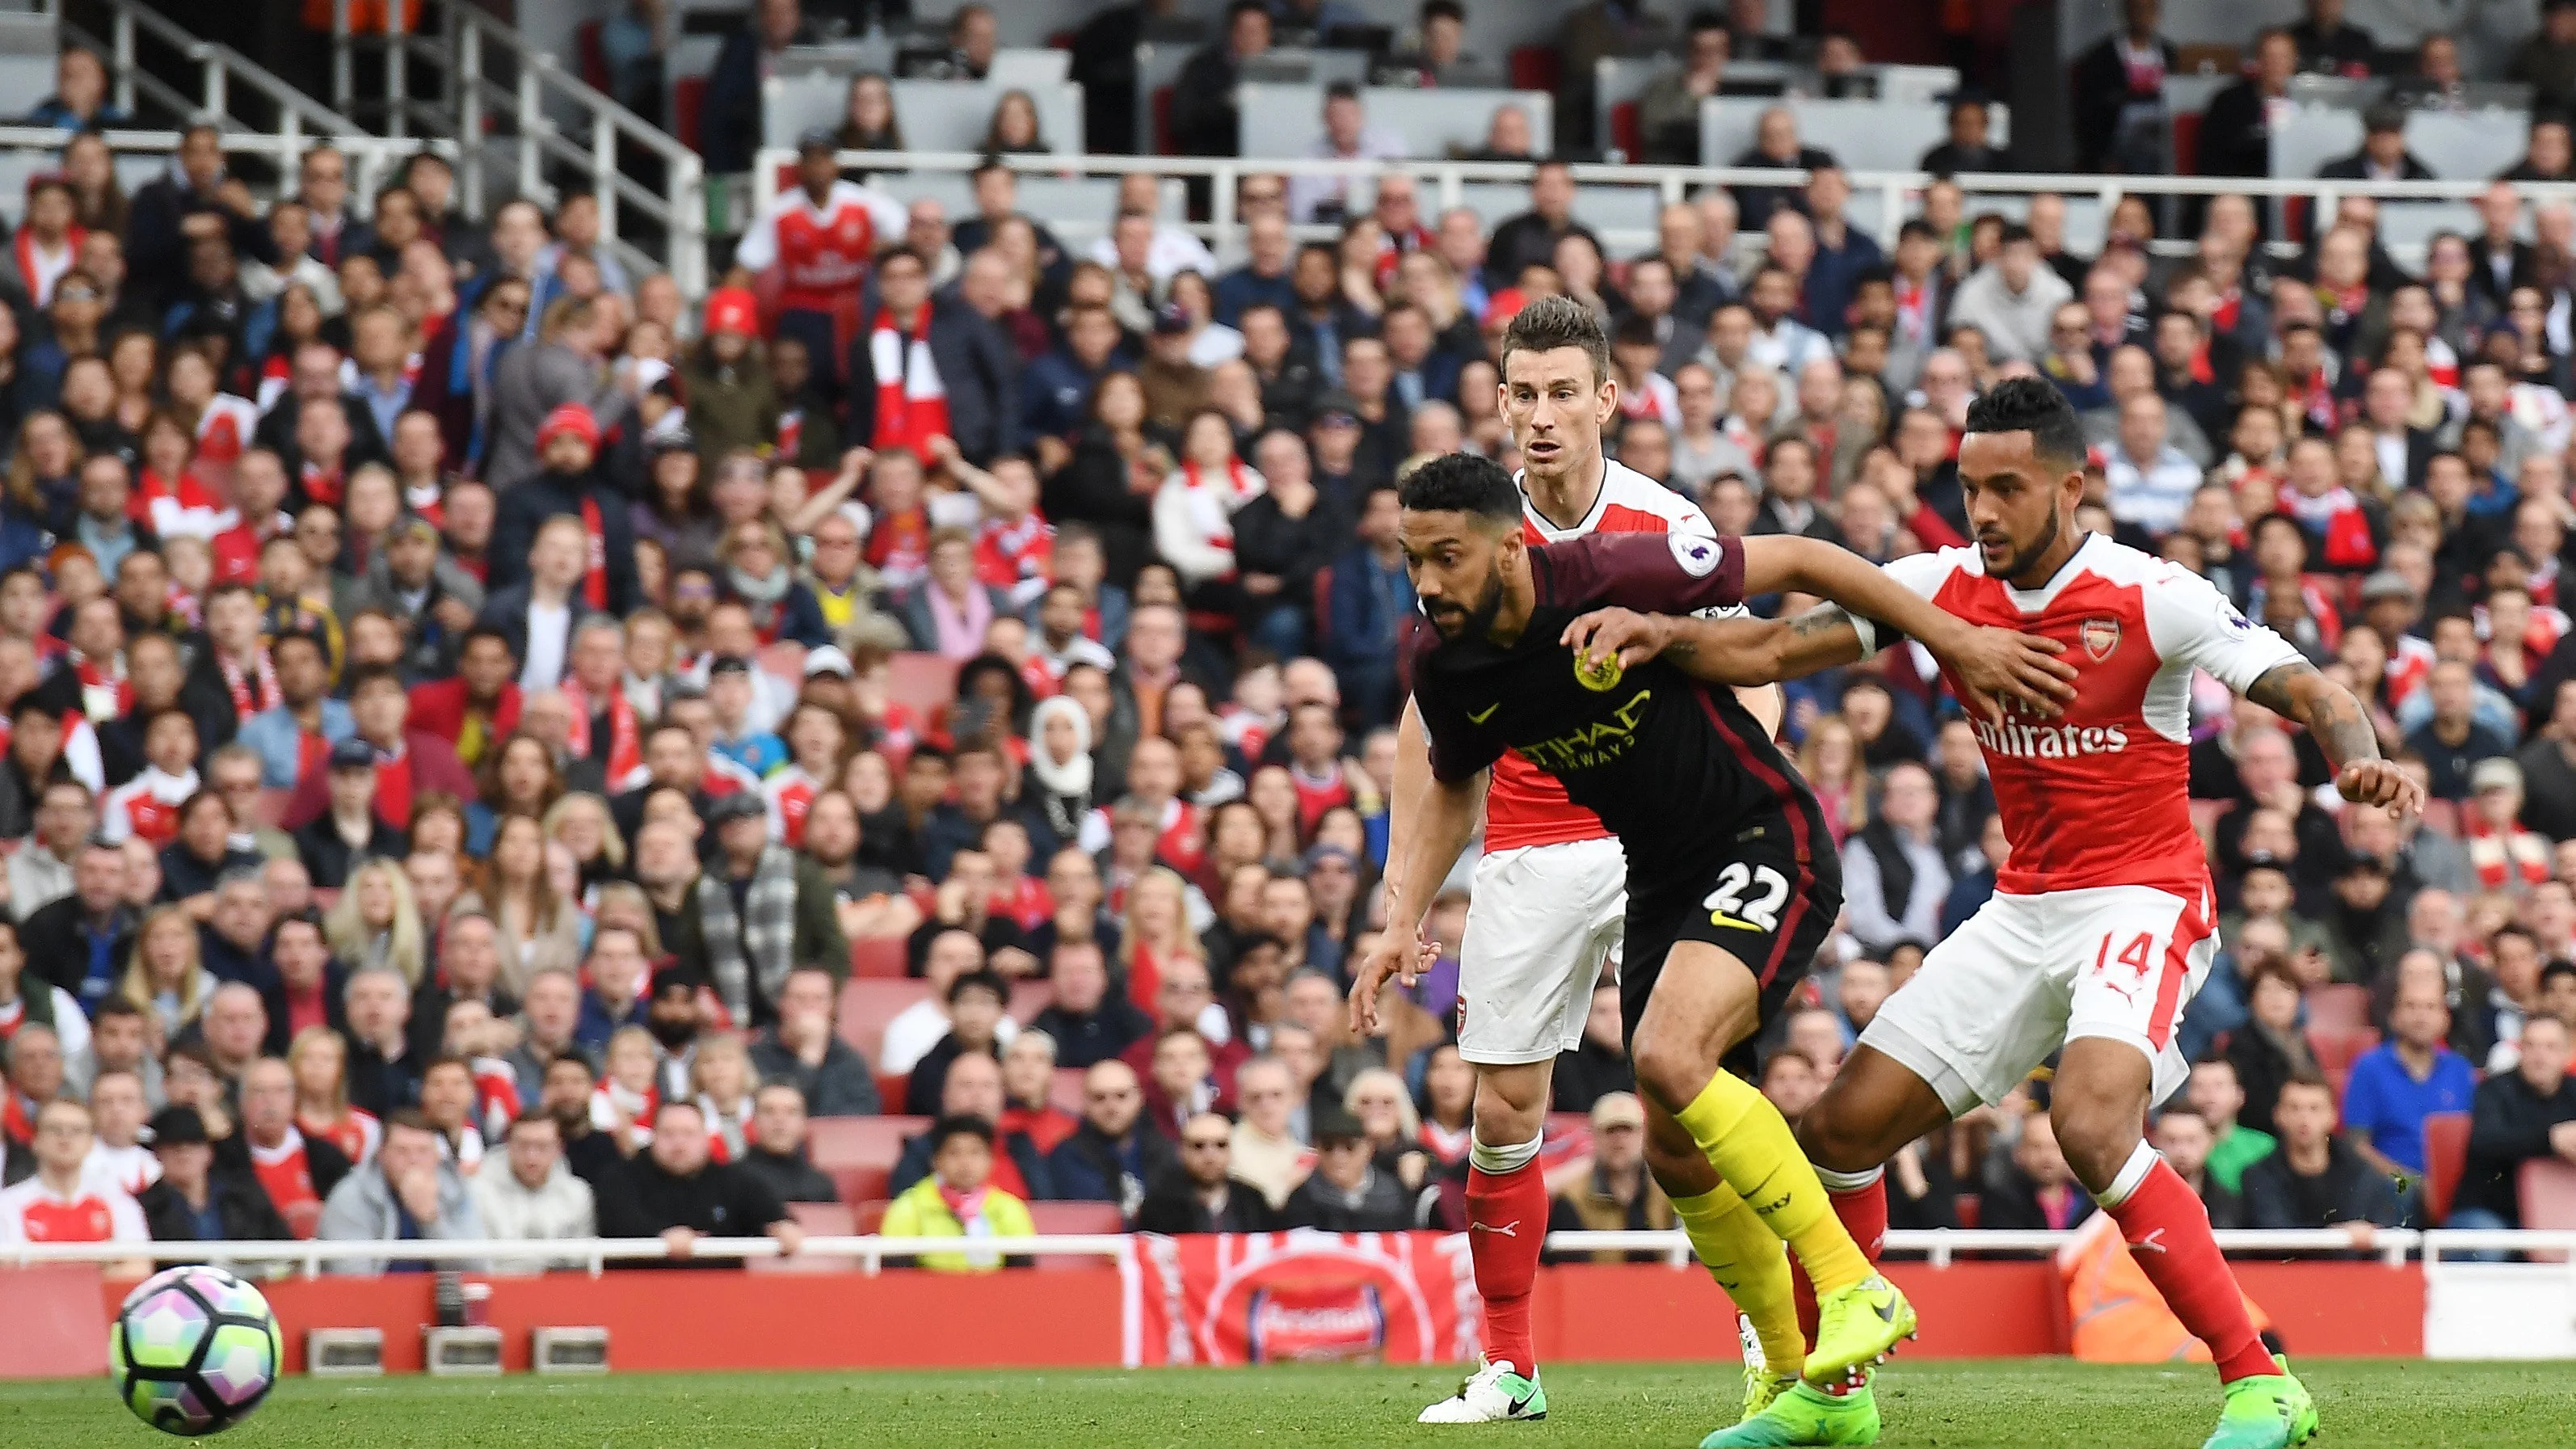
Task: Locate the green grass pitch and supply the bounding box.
[8,1359,2567,1447]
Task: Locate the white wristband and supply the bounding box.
[1847,614,1880,663]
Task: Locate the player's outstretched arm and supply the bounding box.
[2244,659,2427,816]
[1736,535,2077,721]
[1562,604,1871,686]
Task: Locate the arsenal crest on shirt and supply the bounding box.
[2081,616,2122,660]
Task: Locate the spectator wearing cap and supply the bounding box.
[486,406,642,622]
[1283,1101,1420,1231]
[881,1114,1037,1271]
[2320,102,2434,183]
[293,737,410,891]
[1547,1092,1674,1262]
[280,666,474,837]
[846,245,1020,466]
[684,790,848,1029]
[1287,84,1408,225]
[136,1100,293,1247]
[681,288,781,464]
[1135,1109,1274,1232]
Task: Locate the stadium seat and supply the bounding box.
[1008,980,1054,1023]
[2519,1158,2576,1232]
[887,652,962,718]
[2306,1026,2379,1093]
[1609,100,1642,159]
[854,1199,890,1234]
[806,1114,926,1171]
[1029,1202,1127,1268]
[1954,1194,1981,1228]
[1508,44,1557,93]
[575,19,609,92]
[1049,1067,1086,1114]
[756,640,807,682]
[756,1202,861,1271]
[2420,798,2461,838]
[849,935,910,979]
[2306,984,2372,1037]
[2422,1111,2470,1224]
[837,979,931,1064]
[878,1072,911,1111]
[674,74,707,150]
[829,1164,894,1206]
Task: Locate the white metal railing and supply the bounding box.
[16,1228,2566,1278]
[755,146,2576,273]
[331,0,708,297]
[87,0,368,158]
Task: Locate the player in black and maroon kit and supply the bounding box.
[1355,453,2072,1442]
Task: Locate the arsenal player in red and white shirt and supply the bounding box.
[0,1098,150,1273]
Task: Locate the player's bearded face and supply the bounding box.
[1980,500,2064,579]
[1412,528,1509,640]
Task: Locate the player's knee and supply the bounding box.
[1794,1100,1879,1175]
[1626,1030,1711,1110]
[2049,1096,2144,1192]
[1472,1073,1546,1144]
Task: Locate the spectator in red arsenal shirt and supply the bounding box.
[0,1097,150,1273]
[281,666,474,834]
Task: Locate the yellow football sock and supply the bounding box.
[1672,1069,1872,1296]
[1669,1183,1804,1375]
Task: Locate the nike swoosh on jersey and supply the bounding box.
[1467,703,1499,724]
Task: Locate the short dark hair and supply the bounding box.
[928,1113,997,1152]
[1395,451,1521,524]
[1498,293,1611,390]
[344,663,405,698]
[2278,1068,2337,1102]
[947,967,1009,1007]
[507,1109,560,1138]
[1963,375,2087,474]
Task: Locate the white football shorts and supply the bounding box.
[1859,882,2218,1114]
[1454,836,1627,1066]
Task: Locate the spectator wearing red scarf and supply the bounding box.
[486,404,641,619]
[844,246,1019,465]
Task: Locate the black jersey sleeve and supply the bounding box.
[1402,630,1505,785]
[1530,531,1747,615]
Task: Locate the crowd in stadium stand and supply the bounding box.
[6,0,2576,1274]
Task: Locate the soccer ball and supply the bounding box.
[109,1266,284,1436]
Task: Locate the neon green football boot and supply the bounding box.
[1805,1274,1916,1384]
[2201,1356,2320,1449]
[1701,1380,1881,1447]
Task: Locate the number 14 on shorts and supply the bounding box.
[1704,864,1789,933]
[2092,930,2156,1004]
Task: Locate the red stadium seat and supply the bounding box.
[1029,1202,1127,1268]
[1508,44,1558,93]
[2419,798,2461,839]
[1610,101,1642,160]
[2171,112,2203,175]
[1049,1067,1086,1114]
[1954,1194,1981,1228]
[1151,86,1175,154]
[2307,1026,2379,1093]
[854,1199,890,1234]
[674,75,708,151]
[756,1202,861,1271]
[2519,1158,2576,1232]
[830,1164,893,1206]
[836,979,930,1064]
[877,1072,911,1112]
[806,1114,926,1171]
[789,1202,857,1236]
[2306,984,2372,1037]
[574,20,608,92]
[1008,980,1054,1023]
[757,641,807,683]
[887,651,962,718]
[849,936,909,979]
[2422,1111,2470,1224]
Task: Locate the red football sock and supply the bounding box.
[1791,1172,1888,1352]
[1466,1160,1550,1375]
[2106,1160,2275,1384]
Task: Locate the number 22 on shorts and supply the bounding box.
[1703,862,1789,932]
